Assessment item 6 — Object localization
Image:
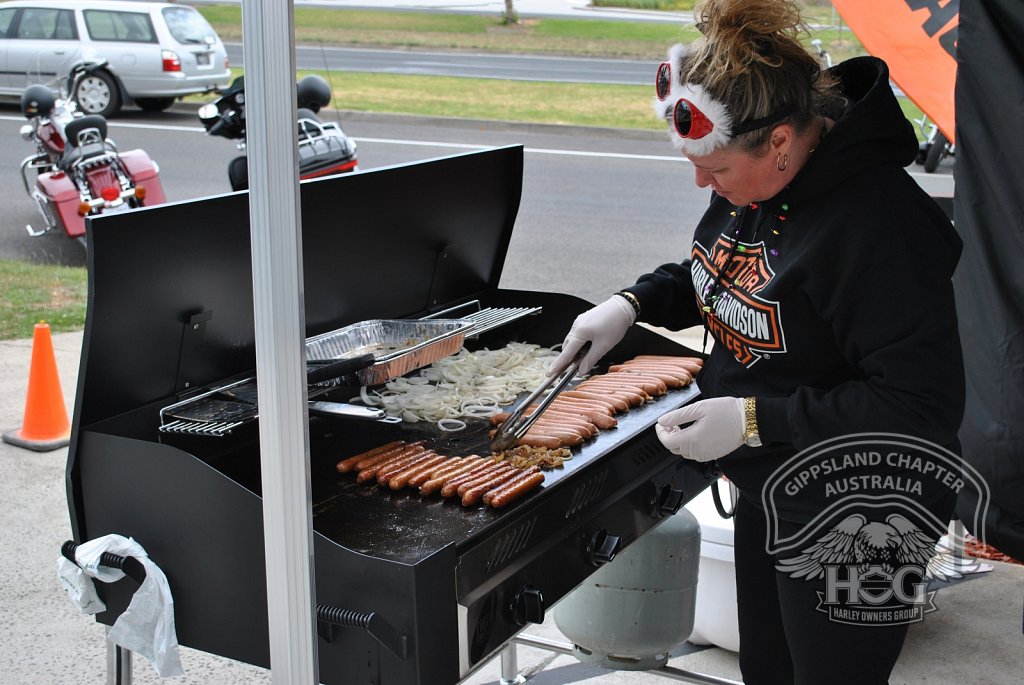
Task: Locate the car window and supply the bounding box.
[161,6,217,45]
[0,8,17,38]
[83,10,157,43]
[15,8,77,40]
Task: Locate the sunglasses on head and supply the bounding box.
[655,61,715,141]
[654,61,796,144]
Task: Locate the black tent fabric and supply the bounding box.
[953,0,1024,560]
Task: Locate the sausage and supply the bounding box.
[494,410,596,437]
[420,456,487,495]
[520,415,595,438]
[456,462,516,497]
[523,405,601,425]
[484,466,543,507]
[461,467,523,506]
[556,396,620,416]
[356,444,426,483]
[631,355,704,374]
[335,439,405,473]
[548,403,618,429]
[578,375,651,392]
[560,390,627,413]
[598,372,667,395]
[388,453,447,490]
[520,428,583,447]
[376,450,434,486]
[440,459,503,498]
[513,434,563,449]
[352,440,425,471]
[575,382,646,406]
[345,443,408,473]
[582,373,658,391]
[407,456,468,488]
[607,366,688,387]
[613,360,695,378]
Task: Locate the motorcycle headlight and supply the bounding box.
[198,103,218,120]
[19,124,35,141]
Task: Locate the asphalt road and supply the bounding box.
[0,105,704,304]
[227,43,659,85]
[0,104,954,304]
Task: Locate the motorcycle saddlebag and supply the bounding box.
[297,132,357,179]
[36,171,83,237]
[119,149,167,206]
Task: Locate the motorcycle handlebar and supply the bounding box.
[206,116,230,137]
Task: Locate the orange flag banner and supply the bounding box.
[832,0,958,143]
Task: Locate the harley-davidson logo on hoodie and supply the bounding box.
[692,234,786,367]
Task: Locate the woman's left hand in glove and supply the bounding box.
[655,397,744,462]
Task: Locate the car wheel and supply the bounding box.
[73,71,121,118]
[136,97,176,113]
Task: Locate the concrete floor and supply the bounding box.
[2,330,1021,684]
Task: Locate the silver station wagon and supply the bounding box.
[0,0,231,116]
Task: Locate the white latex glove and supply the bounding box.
[552,295,636,375]
[655,397,745,462]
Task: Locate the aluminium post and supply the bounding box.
[241,1,319,683]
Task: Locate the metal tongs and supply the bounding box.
[489,342,591,452]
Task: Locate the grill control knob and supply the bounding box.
[510,586,545,626]
[658,485,685,516]
[586,529,621,566]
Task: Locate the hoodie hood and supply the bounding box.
[788,56,919,202]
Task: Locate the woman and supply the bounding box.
[553,1,965,682]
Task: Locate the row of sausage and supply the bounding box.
[489,354,703,449]
[335,439,544,508]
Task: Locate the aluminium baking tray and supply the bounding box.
[305,318,476,387]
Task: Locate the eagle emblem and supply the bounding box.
[775,513,966,581]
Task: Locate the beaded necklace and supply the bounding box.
[698,199,791,354]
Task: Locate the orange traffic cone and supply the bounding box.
[2,322,71,451]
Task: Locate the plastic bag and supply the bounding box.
[57,534,184,677]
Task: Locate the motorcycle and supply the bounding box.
[915,114,956,173]
[198,74,358,191]
[18,61,166,250]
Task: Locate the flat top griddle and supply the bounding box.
[304,379,699,565]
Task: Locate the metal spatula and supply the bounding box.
[489,342,591,452]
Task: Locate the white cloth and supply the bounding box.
[656,397,745,462]
[57,534,184,677]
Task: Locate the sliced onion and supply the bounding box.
[437,418,467,432]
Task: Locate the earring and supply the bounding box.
[777,153,789,171]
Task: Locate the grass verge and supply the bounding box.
[0,260,87,340]
[198,4,863,62]
[194,5,921,131]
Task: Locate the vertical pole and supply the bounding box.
[241,1,319,683]
[499,643,526,685]
[105,631,132,685]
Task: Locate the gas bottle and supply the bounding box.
[554,509,701,670]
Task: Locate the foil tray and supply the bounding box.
[305,318,476,386]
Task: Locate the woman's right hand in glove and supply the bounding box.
[551,295,637,375]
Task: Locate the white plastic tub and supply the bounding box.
[685,478,740,652]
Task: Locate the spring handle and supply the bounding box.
[315,604,406,659]
[61,540,147,585]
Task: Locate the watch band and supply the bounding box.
[615,290,641,318]
[743,396,762,447]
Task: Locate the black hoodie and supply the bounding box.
[626,57,964,519]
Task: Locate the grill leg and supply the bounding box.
[499,643,526,685]
[105,631,132,685]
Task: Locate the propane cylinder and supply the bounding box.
[553,509,701,670]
